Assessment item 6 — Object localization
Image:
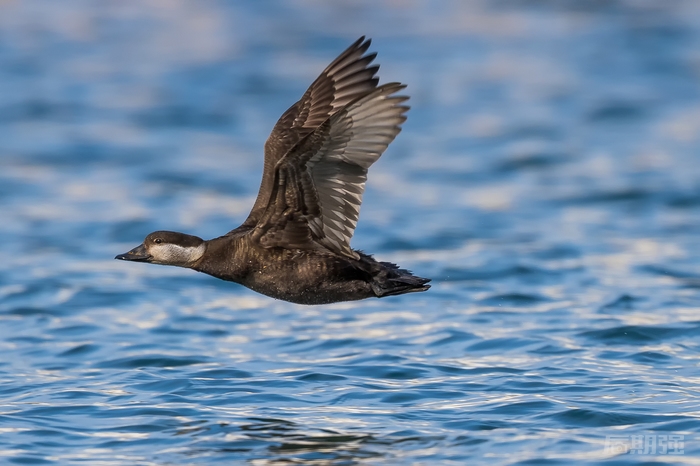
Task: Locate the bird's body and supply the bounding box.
[192,234,426,305]
[116,37,430,304]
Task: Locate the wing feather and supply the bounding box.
[238,37,380,231]
[253,83,410,258]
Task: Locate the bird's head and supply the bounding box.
[115,231,205,267]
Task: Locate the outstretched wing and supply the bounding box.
[240,37,381,230]
[251,83,409,259]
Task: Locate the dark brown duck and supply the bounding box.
[116,37,430,305]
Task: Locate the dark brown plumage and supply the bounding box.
[116,37,430,305]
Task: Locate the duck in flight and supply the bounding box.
[116,37,430,304]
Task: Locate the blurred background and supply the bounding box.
[1,1,700,464]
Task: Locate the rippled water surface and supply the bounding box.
[2,1,700,464]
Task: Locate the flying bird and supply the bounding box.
[116,37,430,304]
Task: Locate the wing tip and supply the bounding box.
[348,35,372,56]
[357,35,370,50]
[380,82,408,92]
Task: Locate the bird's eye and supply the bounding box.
[154,238,163,244]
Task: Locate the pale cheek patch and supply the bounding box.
[151,243,205,266]
[166,244,185,262]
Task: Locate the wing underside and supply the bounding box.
[238,37,381,231]
[253,83,409,258]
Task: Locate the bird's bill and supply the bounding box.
[115,244,152,262]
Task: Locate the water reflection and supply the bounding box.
[178,418,385,464]
[2,0,700,464]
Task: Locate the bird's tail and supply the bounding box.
[371,261,431,298]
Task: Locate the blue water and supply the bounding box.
[1,1,700,464]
